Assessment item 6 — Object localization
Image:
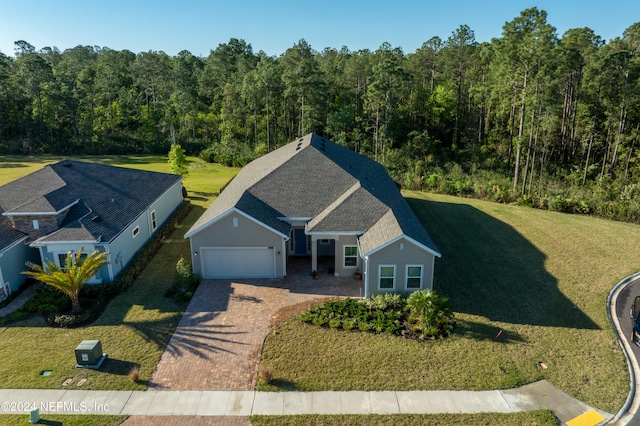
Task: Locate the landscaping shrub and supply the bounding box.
[298,292,454,340]
[361,293,405,311]
[165,256,200,303]
[406,289,455,338]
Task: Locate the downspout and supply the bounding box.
[364,256,370,298]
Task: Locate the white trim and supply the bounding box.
[277,216,313,222]
[362,234,441,258]
[2,199,80,217]
[0,277,10,301]
[306,231,362,236]
[378,264,396,291]
[343,244,358,269]
[405,264,424,290]
[185,207,289,239]
[30,239,99,248]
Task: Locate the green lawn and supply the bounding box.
[260,191,637,414]
[0,156,238,390]
[251,411,559,426]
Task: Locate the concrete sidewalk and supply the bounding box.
[0,381,612,423]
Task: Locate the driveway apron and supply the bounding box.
[149,275,362,391]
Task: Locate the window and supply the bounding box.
[378,265,396,290]
[57,252,88,269]
[343,245,358,268]
[132,226,140,238]
[406,265,423,289]
[151,210,157,230]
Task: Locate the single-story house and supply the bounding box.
[0,160,183,294]
[185,133,441,297]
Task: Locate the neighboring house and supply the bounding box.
[185,133,441,297]
[0,160,183,291]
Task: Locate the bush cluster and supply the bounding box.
[398,163,640,225]
[164,256,201,304]
[199,143,255,168]
[298,291,455,340]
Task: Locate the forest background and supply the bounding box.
[2,7,640,223]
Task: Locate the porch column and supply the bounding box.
[311,236,318,272]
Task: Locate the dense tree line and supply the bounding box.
[2,8,640,221]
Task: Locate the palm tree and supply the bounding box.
[406,289,455,338]
[23,249,109,314]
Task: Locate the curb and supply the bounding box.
[607,272,640,424]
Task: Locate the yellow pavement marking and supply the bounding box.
[566,409,606,426]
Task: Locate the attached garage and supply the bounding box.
[200,247,276,278]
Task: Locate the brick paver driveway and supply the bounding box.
[149,267,363,391]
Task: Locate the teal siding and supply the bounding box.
[1,240,39,292]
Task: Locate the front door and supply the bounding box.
[294,228,308,255]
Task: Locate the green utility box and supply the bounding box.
[75,340,103,366]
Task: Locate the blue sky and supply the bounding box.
[1,0,638,58]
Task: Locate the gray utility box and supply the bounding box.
[75,340,103,366]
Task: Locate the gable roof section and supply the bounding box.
[0,160,182,244]
[307,183,385,234]
[0,166,68,214]
[186,133,440,257]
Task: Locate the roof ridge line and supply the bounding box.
[307,181,362,229]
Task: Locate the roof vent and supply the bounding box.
[62,162,72,167]
[91,215,101,223]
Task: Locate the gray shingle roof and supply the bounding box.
[0,207,28,252]
[186,133,439,256]
[0,160,182,244]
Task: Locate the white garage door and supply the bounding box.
[201,247,275,278]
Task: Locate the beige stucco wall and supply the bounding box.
[365,237,435,297]
[332,235,360,278]
[189,211,286,277]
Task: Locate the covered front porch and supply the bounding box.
[287,227,362,279]
[285,256,364,298]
